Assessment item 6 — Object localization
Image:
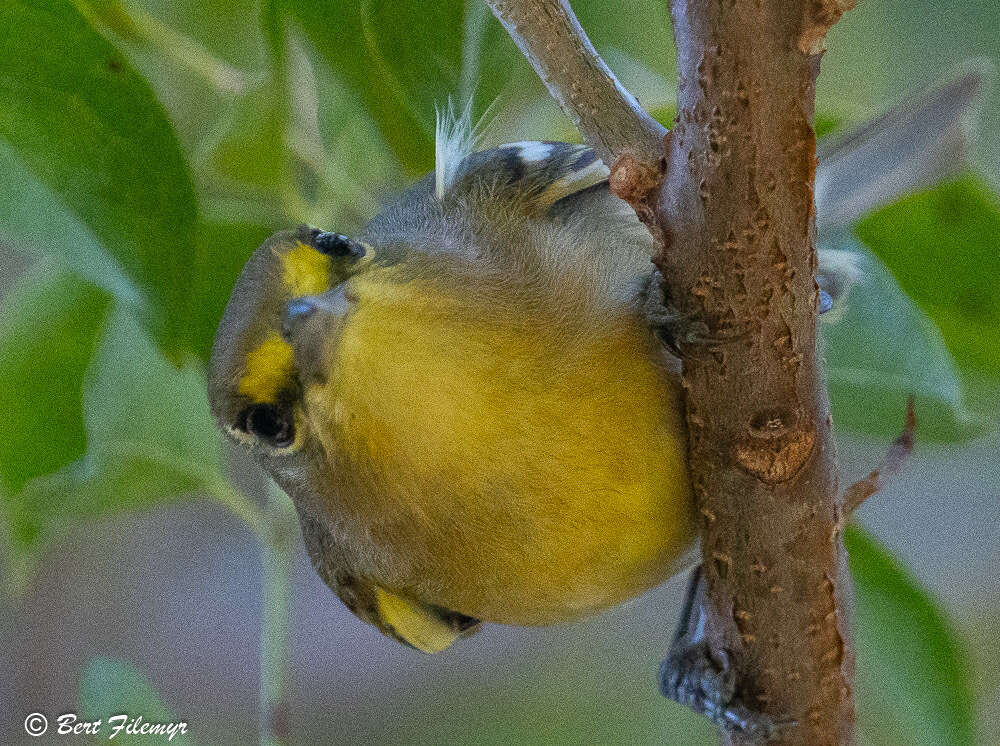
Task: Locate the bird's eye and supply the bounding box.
[238,403,295,448]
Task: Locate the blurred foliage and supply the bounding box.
[65,524,977,746]
[286,0,516,174]
[79,657,198,745]
[848,526,977,746]
[11,306,224,541]
[0,264,110,498]
[822,239,984,441]
[857,174,1000,377]
[0,0,198,358]
[0,0,996,742]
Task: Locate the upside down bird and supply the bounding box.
[208,73,983,654]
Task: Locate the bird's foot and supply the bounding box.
[660,567,789,740]
[659,641,781,740]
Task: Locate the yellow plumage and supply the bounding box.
[209,137,697,651]
[306,264,694,625]
[373,587,463,654]
[208,77,986,654]
[238,331,294,404]
[281,241,332,297]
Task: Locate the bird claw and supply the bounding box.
[660,641,780,740]
[638,270,691,357]
[639,270,748,355]
[660,567,787,741]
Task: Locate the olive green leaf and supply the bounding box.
[847,525,976,746]
[197,22,396,231]
[0,264,108,596]
[0,263,111,498]
[822,239,984,441]
[0,0,198,358]
[11,305,224,541]
[283,0,674,176]
[0,142,143,307]
[280,0,676,176]
[281,0,533,175]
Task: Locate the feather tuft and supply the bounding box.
[434,98,480,200]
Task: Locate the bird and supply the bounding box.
[208,69,985,653]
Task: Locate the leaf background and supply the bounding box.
[1,0,997,743]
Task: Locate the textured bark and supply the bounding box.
[489,0,855,743]
[654,1,853,743]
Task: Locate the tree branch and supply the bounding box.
[490,0,856,743]
[485,0,666,168]
[656,1,853,742]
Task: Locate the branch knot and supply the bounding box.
[736,409,816,484]
[609,142,668,239]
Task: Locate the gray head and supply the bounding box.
[207,225,371,462]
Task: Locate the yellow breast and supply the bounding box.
[305,267,696,625]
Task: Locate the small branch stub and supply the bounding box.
[736,408,816,485]
[609,145,669,239]
[799,0,857,55]
[842,397,916,516]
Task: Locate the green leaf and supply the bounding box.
[12,307,224,536]
[822,240,984,441]
[0,0,199,357]
[815,114,843,139]
[204,81,288,194]
[0,514,42,598]
[0,263,110,494]
[856,173,1000,378]
[0,142,143,306]
[196,25,394,228]
[648,105,676,130]
[282,0,677,175]
[847,525,976,746]
[283,0,535,175]
[79,657,197,745]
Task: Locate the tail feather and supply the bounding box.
[815,61,992,234]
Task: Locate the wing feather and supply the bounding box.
[298,513,479,653]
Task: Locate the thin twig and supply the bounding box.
[207,481,270,541]
[485,0,667,168]
[842,397,916,515]
[258,481,297,746]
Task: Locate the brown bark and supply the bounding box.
[489,0,856,743]
[654,1,853,743]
